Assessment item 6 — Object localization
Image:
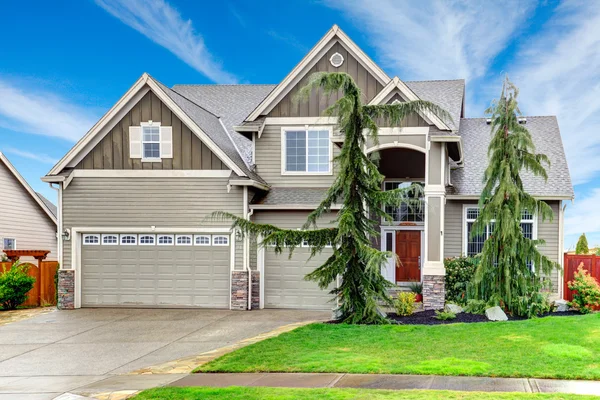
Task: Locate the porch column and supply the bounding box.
[423,141,446,310]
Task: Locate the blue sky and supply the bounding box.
[0,0,598,249]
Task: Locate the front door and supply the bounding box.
[395,230,421,282]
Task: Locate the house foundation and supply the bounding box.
[57,269,75,310]
[230,270,260,310]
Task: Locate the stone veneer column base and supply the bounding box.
[231,271,261,310]
[423,275,445,310]
[57,270,75,310]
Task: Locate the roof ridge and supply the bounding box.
[166,85,222,119]
[172,84,277,87]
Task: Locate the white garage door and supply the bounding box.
[81,233,230,308]
[264,248,334,310]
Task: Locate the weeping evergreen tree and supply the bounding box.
[214,72,449,324]
[469,77,558,317]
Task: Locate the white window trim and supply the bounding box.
[213,235,230,246]
[462,204,537,256]
[101,234,119,245]
[157,234,174,246]
[83,234,100,245]
[194,235,211,246]
[281,126,333,176]
[141,121,162,162]
[175,235,193,246]
[120,234,138,246]
[139,234,156,246]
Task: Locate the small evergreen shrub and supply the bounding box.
[568,263,600,313]
[510,286,552,318]
[409,282,422,295]
[394,292,417,316]
[0,262,36,310]
[464,299,488,314]
[434,310,456,320]
[444,256,478,305]
[576,233,589,255]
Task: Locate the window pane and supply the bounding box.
[143,143,160,158]
[384,182,424,222]
[143,126,160,141]
[521,209,533,221]
[286,131,306,171]
[521,222,533,239]
[385,232,393,252]
[466,208,480,220]
[467,222,486,256]
[307,130,329,172]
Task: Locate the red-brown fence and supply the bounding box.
[563,254,600,302]
[0,261,59,307]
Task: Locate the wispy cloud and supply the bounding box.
[2,147,58,165]
[324,0,535,81]
[95,0,236,84]
[267,30,309,53]
[0,78,98,142]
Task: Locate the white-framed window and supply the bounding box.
[102,234,119,245]
[194,235,211,246]
[176,235,192,246]
[282,127,332,174]
[157,235,174,245]
[383,181,425,223]
[464,207,536,257]
[120,234,137,245]
[3,238,16,250]
[213,235,230,246]
[83,234,100,245]
[142,123,161,160]
[139,234,156,245]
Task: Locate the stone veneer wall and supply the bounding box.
[423,275,445,310]
[231,270,261,310]
[57,270,75,310]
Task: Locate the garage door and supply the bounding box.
[81,233,230,308]
[264,248,334,310]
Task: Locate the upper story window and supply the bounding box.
[3,238,16,250]
[282,127,331,174]
[383,181,424,223]
[142,125,160,159]
[129,122,173,161]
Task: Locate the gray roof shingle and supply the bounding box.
[405,79,464,131]
[252,188,329,206]
[450,117,574,198]
[36,192,57,218]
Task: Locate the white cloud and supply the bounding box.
[324,0,535,81]
[96,0,237,84]
[2,147,58,165]
[564,188,600,250]
[0,78,98,142]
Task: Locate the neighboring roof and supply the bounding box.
[36,192,57,218]
[0,152,57,224]
[171,84,275,164]
[405,79,464,131]
[450,117,574,199]
[251,188,330,208]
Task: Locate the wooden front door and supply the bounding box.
[395,231,421,282]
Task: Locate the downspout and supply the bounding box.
[247,207,255,310]
[48,182,62,267]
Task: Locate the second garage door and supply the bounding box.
[81,233,231,308]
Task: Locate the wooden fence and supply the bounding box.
[0,261,59,306]
[563,254,600,302]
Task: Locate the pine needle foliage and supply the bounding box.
[576,233,589,255]
[468,77,558,316]
[213,72,450,324]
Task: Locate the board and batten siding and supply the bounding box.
[0,163,56,260]
[268,40,384,118]
[76,90,226,171]
[62,177,244,270]
[444,200,561,294]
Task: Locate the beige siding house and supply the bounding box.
[0,153,57,261]
[44,25,573,311]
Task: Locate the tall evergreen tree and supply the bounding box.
[214,72,449,324]
[576,233,589,255]
[469,77,558,316]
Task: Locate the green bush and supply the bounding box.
[464,299,488,314]
[394,292,417,316]
[409,282,422,295]
[568,263,600,314]
[576,233,589,255]
[510,286,552,318]
[434,310,456,320]
[444,256,478,305]
[0,262,36,310]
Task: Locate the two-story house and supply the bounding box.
[44,25,573,311]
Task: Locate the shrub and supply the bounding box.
[510,286,552,318]
[568,263,600,314]
[0,262,36,310]
[394,292,417,316]
[434,310,456,320]
[464,299,488,314]
[576,233,589,255]
[444,256,478,305]
[409,282,422,295]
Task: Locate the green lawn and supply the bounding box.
[134,387,597,400]
[197,314,600,380]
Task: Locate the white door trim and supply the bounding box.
[380,225,425,284]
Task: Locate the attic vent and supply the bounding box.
[330,52,344,68]
[518,117,527,124]
[486,118,492,125]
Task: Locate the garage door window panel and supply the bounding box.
[120,235,137,245]
[83,234,100,245]
[102,234,118,245]
[213,235,229,246]
[139,235,156,245]
[157,235,174,245]
[176,235,193,246]
[194,235,211,246]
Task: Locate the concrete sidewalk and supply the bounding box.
[171,373,600,396]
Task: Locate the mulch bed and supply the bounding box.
[387,309,582,325]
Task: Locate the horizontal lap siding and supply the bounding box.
[444,200,464,258]
[538,201,560,294]
[62,177,244,270]
[0,164,57,260]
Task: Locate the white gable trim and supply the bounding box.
[246,25,391,122]
[47,73,247,178]
[369,77,452,131]
[0,152,57,224]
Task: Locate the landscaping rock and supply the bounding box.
[485,306,508,321]
[554,299,570,312]
[445,303,463,314]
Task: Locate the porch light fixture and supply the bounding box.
[62,228,71,241]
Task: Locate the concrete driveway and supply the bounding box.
[0,308,329,399]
